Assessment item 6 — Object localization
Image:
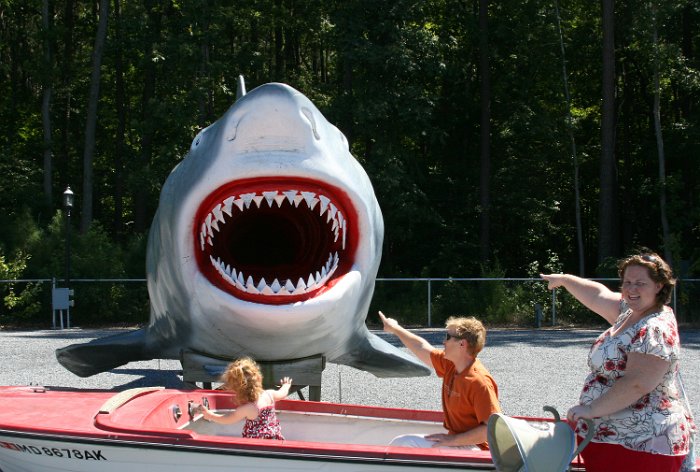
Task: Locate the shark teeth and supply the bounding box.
[210,252,339,296]
[199,188,347,296]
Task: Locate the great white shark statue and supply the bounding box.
[56,80,430,379]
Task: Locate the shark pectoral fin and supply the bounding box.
[335,332,431,378]
[55,329,151,378]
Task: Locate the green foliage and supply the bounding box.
[0,210,47,324]
[424,262,541,327]
[1,0,699,326]
[369,279,431,327]
[525,252,602,325]
[476,263,530,325]
[0,250,43,324]
[10,211,150,325]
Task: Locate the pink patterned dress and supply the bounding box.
[242,391,284,440]
[575,302,695,456]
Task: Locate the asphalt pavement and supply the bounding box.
[1,326,699,455]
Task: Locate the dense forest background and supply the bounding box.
[1,0,699,326]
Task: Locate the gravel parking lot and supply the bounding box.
[1,326,698,454]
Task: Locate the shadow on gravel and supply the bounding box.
[9,329,131,340]
[679,332,700,350]
[107,368,185,390]
[8,327,700,351]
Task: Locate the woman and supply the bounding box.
[541,252,694,472]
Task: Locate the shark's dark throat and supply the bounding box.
[196,182,353,303]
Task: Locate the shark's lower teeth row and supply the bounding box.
[199,189,347,252]
[210,252,339,295]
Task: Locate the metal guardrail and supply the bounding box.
[1,277,698,327]
[377,277,546,327]
[375,277,699,326]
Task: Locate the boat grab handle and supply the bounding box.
[98,386,165,414]
[542,406,595,459]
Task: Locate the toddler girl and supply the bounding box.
[195,357,292,440]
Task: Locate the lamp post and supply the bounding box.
[63,186,74,286]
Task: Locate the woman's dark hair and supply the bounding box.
[617,251,676,306]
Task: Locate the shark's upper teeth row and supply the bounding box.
[210,252,339,295]
[200,188,347,296]
[199,189,347,253]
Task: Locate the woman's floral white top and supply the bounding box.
[576,302,695,455]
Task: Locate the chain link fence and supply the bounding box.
[370,277,700,328]
[0,277,698,328]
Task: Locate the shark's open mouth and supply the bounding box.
[195,177,358,304]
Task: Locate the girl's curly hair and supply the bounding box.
[220,357,264,403]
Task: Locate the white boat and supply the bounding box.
[0,385,692,471]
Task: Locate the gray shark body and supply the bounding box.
[56,82,429,379]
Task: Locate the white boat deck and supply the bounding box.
[186,409,447,446]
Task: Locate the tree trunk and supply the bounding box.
[478,0,492,264]
[679,4,694,224]
[284,0,299,75]
[41,0,53,209]
[554,0,585,275]
[598,0,619,268]
[275,0,285,80]
[112,0,125,238]
[651,4,673,265]
[340,46,354,143]
[680,4,692,119]
[81,0,110,233]
[133,0,163,233]
[59,0,75,191]
[197,1,212,126]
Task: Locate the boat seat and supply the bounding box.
[180,350,325,401]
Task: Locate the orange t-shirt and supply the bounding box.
[430,350,501,449]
